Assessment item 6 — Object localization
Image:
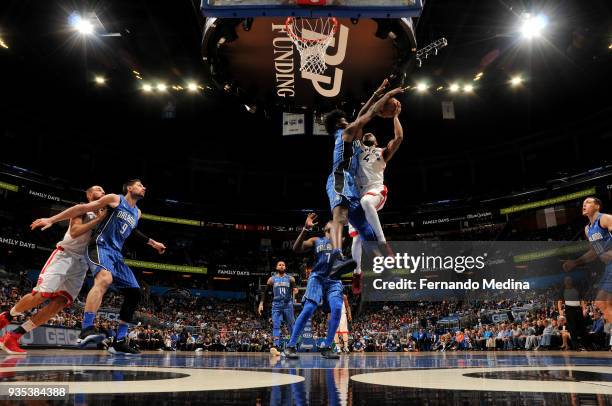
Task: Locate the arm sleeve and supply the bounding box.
[131,228,151,244]
[259,283,272,303]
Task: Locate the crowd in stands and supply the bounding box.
[0,279,609,353]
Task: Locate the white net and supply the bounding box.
[285,17,338,75]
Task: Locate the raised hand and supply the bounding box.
[375,78,390,96]
[304,213,318,230]
[31,218,53,231]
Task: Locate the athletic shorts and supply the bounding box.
[87,244,139,289]
[303,274,343,306]
[32,247,87,305]
[326,171,360,211]
[349,185,388,237]
[272,306,295,330]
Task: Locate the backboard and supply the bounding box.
[201,0,423,18]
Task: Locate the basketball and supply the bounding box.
[378,97,401,118]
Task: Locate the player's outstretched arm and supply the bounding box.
[293,213,318,253]
[344,87,405,142]
[134,209,167,254]
[383,104,404,162]
[131,229,167,254]
[69,208,108,239]
[357,78,389,118]
[290,276,298,295]
[258,277,273,315]
[31,194,120,231]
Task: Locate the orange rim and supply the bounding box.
[285,17,338,43]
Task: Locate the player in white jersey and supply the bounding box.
[0,186,107,354]
[350,91,404,274]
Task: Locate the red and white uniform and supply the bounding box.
[349,144,388,237]
[32,212,96,305]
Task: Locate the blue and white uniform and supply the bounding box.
[303,237,344,305]
[271,274,295,340]
[87,195,139,289]
[587,213,612,293]
[287,236,345,349]
[325,129,377,242]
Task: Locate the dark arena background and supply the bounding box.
[1,0,612,405]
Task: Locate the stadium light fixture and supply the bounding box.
[142,83,153,92]
[520,13,548,39]
[156,83,167,92]
[94,76,106,85]
[463,84,474,93]
[510,76,523,86]
[187,82,198,92]
[416,82,428,93]
[69,13,95,35]
[0,38,8,49]
[449,83,460,93]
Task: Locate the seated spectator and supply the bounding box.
[453,330,467,351]
[558,316,571,351]
[385,335,399,352]
[524,322,538,350]
[511,323,523,350]
[583,311,606,350]
[352,337,365,353]
[485,327,496,351]
[539,319,553,349]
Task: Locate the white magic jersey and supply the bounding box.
[57,212,97,256]
[356,145,386,195]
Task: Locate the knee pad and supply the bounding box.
[119,288,141,323]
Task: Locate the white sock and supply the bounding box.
[10,307,23,317]
[20,320,36,333]
[351,235,362,275]
[360,194,386,243]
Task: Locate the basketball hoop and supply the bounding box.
[285,16,338,75]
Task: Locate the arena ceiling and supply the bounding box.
[0,0,611,211]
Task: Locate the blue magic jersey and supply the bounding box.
[272,275,293,308]
[331,129,360,175]
[93,195,139,251]
[327,129,360,201]
[587,213,612,258]
[311,237,334,277]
